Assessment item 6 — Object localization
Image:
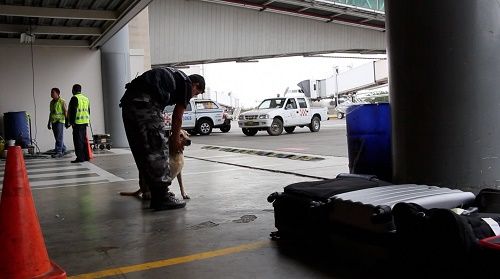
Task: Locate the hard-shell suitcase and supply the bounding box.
[325,185,476,266]
[267,173,392,240]
[329,184,476,234]
[269,177,478,275]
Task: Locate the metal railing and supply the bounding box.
[323,0,384,12]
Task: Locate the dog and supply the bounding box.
[120,129,191,199]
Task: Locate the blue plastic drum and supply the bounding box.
[346,103,392,181]
[3,111,30,148]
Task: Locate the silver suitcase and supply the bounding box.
[329,184,476,233]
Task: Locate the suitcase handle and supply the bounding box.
[267,192,280,203]
[371,205,392,224]
[336,173,378,181]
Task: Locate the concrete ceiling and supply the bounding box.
[0,0,152,48]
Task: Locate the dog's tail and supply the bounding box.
[119,189,142,196]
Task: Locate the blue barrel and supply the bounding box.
[346,103,392,181]
[3,111,30,148]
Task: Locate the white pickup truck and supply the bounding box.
[164,99,231,136]
[238,94,328,136]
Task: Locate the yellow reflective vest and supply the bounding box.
[74,94,90,124]
[50,98,66,124]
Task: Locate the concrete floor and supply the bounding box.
[0,144,387,279]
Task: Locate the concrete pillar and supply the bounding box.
[101,26,130,147]
[386,0,500,191]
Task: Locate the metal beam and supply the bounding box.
[0,24,102,36]
[200,0,384,31]
[274,0,383,21]
[263,0,276,5]
[90,0,153,49]
[0,38,90,47]
[153,49,386,67]
[0,5,118,20]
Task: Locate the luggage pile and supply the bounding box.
[268,174,500,277]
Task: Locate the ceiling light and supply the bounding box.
[20,33,35,44]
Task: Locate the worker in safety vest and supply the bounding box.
[47,87,67,158]
[67,84,90,163]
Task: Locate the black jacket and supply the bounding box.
[121,67,192,108]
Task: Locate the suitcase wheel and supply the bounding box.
[270,231,281,240]
[267,192,280,203]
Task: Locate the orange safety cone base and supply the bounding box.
[33,262,67,279]
[0,146,67,279]
[86,136,93,159]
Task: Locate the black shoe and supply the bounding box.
[71,159,84,163]
[151,193,186,211]
[51,153,63,158]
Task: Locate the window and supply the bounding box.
[257,98,285,109]
[196,101,218,110]
[163,105,174,113]
[297,98,307,109]
[164,103,192,112]
[285,98,297,109]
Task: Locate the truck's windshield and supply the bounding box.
[258,98,285,109]
[164,103,192,113]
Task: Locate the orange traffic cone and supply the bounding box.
[86,136,93,160]
[0,146,66,279]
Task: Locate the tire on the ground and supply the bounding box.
[284,126,296,134]
[220,125,231,133]
[196,119,213,136]
[242,128,258,136]
[267,118,284,136]
[309,116,320,132]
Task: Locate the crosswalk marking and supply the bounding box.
[26,168,90,176]
[20,170,94,179]
[0,159,124,190]
[30,176,105,188]
[0,166,88,176]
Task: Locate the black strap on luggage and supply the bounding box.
[282,173,391,202]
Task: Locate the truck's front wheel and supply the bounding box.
[267,118,283,136]
[242,128,258,136]
[197,119,213,136]
[284,126,296,134]
[220,124,231,133]
[309,116,320,132]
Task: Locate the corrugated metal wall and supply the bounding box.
[149,0,386,65]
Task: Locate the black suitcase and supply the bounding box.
[475,188,500,213]
[267,173,392,240]
[393,202,500,278]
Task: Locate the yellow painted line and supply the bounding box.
[68,240,270,279]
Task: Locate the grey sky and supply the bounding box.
[185,54,386,108]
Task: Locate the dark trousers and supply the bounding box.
[51,122,66,154]
[121,97,171,203]
[72,124,89,161]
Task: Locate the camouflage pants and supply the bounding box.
[121,95,171,199]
